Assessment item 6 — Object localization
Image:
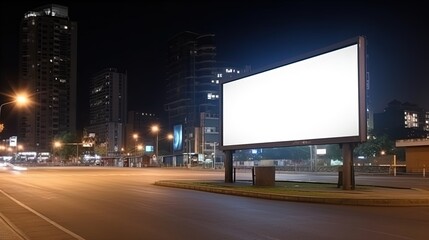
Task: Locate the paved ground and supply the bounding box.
[0,213,23,240]
[1,172,429,240]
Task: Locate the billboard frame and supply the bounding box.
[220,36,367,151]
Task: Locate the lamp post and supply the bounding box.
[137,144,143,167]
[0,93,29,132]
[0,94,28,117]
[128,133,139,167]
[133,133,139,154]
[213,142,218,169]
[151,125,159,158]
[167,133,173,155]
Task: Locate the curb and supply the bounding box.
[154,180,429,207]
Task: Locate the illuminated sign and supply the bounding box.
[221,36,366,150]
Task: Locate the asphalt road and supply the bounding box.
[1,167,428,240]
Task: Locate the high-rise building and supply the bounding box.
[86,68,127,156]
[164,31,249,166]
[199,66,250,166]
[18,4,77,152]
[164,31,217,165]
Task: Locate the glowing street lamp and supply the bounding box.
[151,125,159,157]
[0,94,29,116]
[137,144,143,154]
[132,133,139,154]
[0,93,29,132]
[166,133,173,154]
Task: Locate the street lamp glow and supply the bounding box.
[151,125,159,133]
[132,133,139,154]
[0,93,30,119]
[151,125,159,157]
[54,141,62,148]
[167,133,173,140]
[15,94,29,105]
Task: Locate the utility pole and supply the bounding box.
[213,142,217,169]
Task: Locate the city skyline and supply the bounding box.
[1,1,428,136]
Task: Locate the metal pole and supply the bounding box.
[309,145,313,171]
[213,142,216,169]
[187,139,190,167]
[76,144,78,164]
[393,154,397,176]
[0,101,15,119]
[156,133,159,158]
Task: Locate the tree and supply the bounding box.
[354,133,396,158]
[53,132,79,163]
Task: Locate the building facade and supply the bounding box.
[125,111,159,155]
[373,100,428,140]
[164,31,217,165]
[18,4,77,152]
[86,68,127,156]
[199,66,250,166]
[164,31,249,166]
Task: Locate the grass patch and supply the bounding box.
[160,180,373,197]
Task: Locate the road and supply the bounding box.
[1,167,428,240]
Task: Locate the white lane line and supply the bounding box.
[0,211,27,240]
[0,190,85,240]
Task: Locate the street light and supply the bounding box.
[137,144,143,154]
[133,133,139,154]
[151,125,159,158]
[0,93,29,132]
[213,142,218,169]
[167,134,173,155]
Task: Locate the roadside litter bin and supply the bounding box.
[254,166,275,186]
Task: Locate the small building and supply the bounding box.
[396,139,429,173]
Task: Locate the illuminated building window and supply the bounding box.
[207,93,219,100]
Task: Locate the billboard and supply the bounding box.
[9,136,17,147]
[221,36,366,150]
[173,124,183,151]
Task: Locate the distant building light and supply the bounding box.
[25,12,39,18]
[316,148,326,155]
[207,93,219,100]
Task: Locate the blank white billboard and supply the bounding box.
[221,36,366,150]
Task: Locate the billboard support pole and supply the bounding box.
[224,150,234,183]
[341,143,355,190]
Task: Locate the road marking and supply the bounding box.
[0,211,27,240]
[0,190,85,240]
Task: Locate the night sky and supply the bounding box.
[1,1,428,134]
